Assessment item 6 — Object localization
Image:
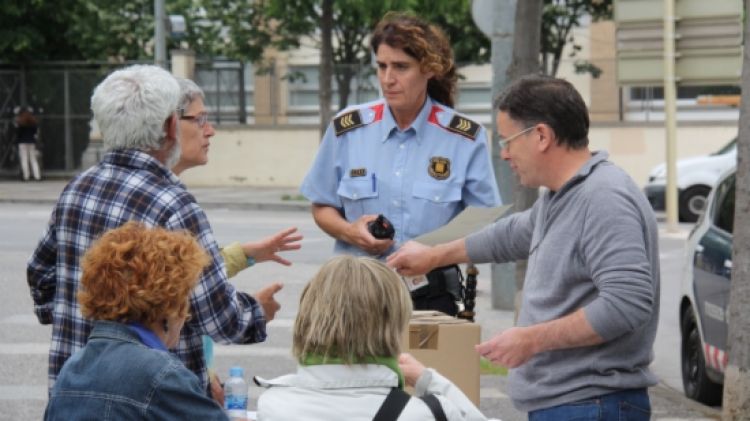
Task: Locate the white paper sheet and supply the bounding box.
[413,204,513,246]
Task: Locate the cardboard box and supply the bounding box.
[401,311,481,404]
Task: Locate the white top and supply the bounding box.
[255,364,493,421]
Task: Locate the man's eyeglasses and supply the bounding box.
[179,112,210,128]
[498,126,535,149]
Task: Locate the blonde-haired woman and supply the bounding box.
[256,255,488,420]
[45,222,228,420]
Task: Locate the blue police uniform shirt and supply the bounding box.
[301,96,501,256]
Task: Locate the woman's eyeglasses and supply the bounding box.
[179,113,210,128]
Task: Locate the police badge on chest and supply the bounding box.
[428,157,450,180]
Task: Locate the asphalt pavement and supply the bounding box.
[0,178,722,420]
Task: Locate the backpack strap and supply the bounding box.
[420,394,448,421]
[372,387,411,421]
[372,387,448,421]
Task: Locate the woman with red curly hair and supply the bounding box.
[301,12,500,315]
[45,222,228,420]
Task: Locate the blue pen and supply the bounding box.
[372,173,377,192]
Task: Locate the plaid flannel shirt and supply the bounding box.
[27,149,267,389]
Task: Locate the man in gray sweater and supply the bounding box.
[387,75,659,420]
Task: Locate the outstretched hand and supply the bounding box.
[475,327,536,368]
[242,227,302,266]
[254,282,283,322]
[386,241,435,277]
[398,353,426,387]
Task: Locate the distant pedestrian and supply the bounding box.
[14,107,42,181]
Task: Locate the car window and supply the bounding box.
[713,173,735,234]
[712,138,737,155]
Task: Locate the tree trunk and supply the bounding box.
[336,65,356,111]
[318,0,334,138]
[722,0,750,417]
[507,0,543,320]
[507,0,542,79]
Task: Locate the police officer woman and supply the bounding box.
[301,12,500,315]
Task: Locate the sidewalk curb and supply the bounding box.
[0,198,59,206]
[198,201,309,212]
[0,197,310,213]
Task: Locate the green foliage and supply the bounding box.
[541,0,613,76]
[69,1,158,61]
[253,0,488,108]
[410,0,490,64]
[573,59,603,78]
[250,0,411,109]
[1,0,612,81]
[0,0,82,62]
[194,0,271,60]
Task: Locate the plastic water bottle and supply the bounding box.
[224,366,248,420]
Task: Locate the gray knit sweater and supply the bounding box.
[466,151,660,412]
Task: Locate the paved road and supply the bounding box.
[0,202,720,420]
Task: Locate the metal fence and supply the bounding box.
[194,60,495,126]
[194,60,386,125]
[0,60,495,173]
[0,62,145,172]
[2,57,740,174]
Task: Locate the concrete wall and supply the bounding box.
[181,123,737,189]
[589,21,620,122]
[179,125,319,187]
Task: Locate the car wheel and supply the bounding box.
[679,185,711,223]
[681,307,723,406]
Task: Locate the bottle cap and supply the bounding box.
[229,366,244,378]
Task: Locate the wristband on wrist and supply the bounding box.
[246,256,256,267]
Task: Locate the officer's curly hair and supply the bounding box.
[370,12,457,108]
[77,221,210,326]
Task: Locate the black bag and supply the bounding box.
[410,265,464,316]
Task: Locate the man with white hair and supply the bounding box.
[27,64,282,391]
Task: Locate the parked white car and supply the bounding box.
[644,138,736,222]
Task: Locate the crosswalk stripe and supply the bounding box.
[0,385,47,400]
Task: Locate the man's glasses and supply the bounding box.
[179,112,210,128]
[497,126,535,149]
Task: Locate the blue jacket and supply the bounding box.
[45,320,228,420]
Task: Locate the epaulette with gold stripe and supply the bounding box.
[333,110,364,136]
[446,115,480,140]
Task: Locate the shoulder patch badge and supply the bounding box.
[428,157,451,180]
[447,115,480,140]
[333,110,364,136]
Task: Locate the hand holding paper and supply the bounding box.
[386,241,436,276]
[413,205,512,246]
[387,205,512,276]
